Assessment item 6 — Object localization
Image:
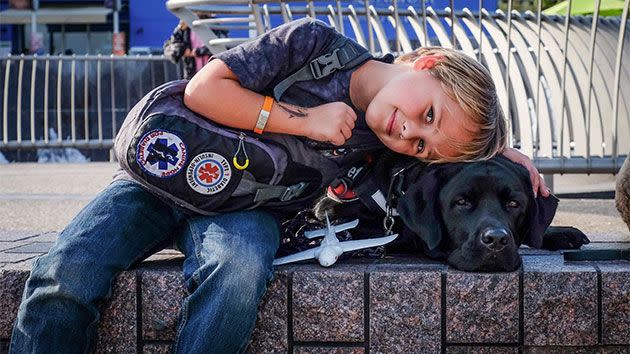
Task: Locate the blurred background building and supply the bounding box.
[0,0,577,56]
[0,0,182,55]
[0,0,558,55]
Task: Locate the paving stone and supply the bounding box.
[446,271,519,343]
[292,264,365,342]
[0,257,37,271]
[28,232,59,242]
[518,248,561,256]
[0,270,29,339]
[0,235,57,253]
[0,252,39,264]
[0,242,24,252]
[523,256,598,346]
[142,343,173,353]
[371,255,445,268]
[294,346,365,353]
[94,271,137,353]
[598,261,630,345]
[4,242,54,254]
[369,266,441,354]
[524,346,630,353]
[141,270,187,341]
[247,270,289,354]
[0,237,54,253]
[0,230,40,242]
[446,346,519,354]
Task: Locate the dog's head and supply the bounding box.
[397,156,558,272]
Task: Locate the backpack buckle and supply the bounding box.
[310,48,343,79]
[280,182,308,201]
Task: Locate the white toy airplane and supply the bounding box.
[273,213,398,267]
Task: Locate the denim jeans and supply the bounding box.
[10,179,280,354]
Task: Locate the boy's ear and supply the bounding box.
[412,55,444,71]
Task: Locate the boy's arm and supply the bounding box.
[502,147,550,198]
[184,58,357,145]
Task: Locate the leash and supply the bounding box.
[383,160,422,235]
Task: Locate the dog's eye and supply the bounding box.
[506,200,519,208]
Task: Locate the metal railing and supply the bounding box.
[166,0,630,174]
[1,54,181,151]
[1,1,629,174]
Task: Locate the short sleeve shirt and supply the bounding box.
[211,18,393,152]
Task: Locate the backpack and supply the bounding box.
[115,37,373,215]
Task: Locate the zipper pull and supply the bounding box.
[232,132,250,170]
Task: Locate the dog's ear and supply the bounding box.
[523,193,559,248]
[397,168,444,251]
[495,155,560,248]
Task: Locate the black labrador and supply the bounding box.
[308,155,589,272]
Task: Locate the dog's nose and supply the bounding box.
[480,228,509,251]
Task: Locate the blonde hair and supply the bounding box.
[395,47,507,163]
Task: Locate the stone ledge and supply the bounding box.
[0,254,628,353]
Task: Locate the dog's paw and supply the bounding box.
[541,226,590,251]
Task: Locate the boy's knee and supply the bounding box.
[221,243,272,280]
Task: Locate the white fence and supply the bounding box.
[1,55,180,151]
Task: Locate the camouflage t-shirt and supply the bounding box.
[212,17,394,154]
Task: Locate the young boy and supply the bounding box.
[185,18,547,195]
[10,18,548,353]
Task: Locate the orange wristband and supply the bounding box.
[254,96,274,134]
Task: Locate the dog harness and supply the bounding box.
[326,153,424,234]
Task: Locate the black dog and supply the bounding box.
[394,156,588,271]
[307,155,589,272]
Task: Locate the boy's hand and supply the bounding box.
[502,147,550,198]
[304,102,357,146]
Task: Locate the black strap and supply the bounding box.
[273,37,373,101]
[350,157,423,215]
[563,249,630,261]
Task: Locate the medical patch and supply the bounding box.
[186,152,232,195]
[136,130,187,178]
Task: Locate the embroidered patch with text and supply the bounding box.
[136,130,187,178]
[186,152,232,195]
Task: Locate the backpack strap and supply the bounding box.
[273,37,373,101]
[254,182,309,202]
[235,178,310,202]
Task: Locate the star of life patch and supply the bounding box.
[186,152,232,195]
[136,130,187,178]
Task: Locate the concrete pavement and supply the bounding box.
[1,162,629,239]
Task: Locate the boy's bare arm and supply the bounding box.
[184,59,356,145]
[502,147,550,198]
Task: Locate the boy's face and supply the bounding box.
[365,68,476,160]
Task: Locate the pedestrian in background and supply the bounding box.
[164,20,211,79]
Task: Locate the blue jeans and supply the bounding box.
[10,180,280,353]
